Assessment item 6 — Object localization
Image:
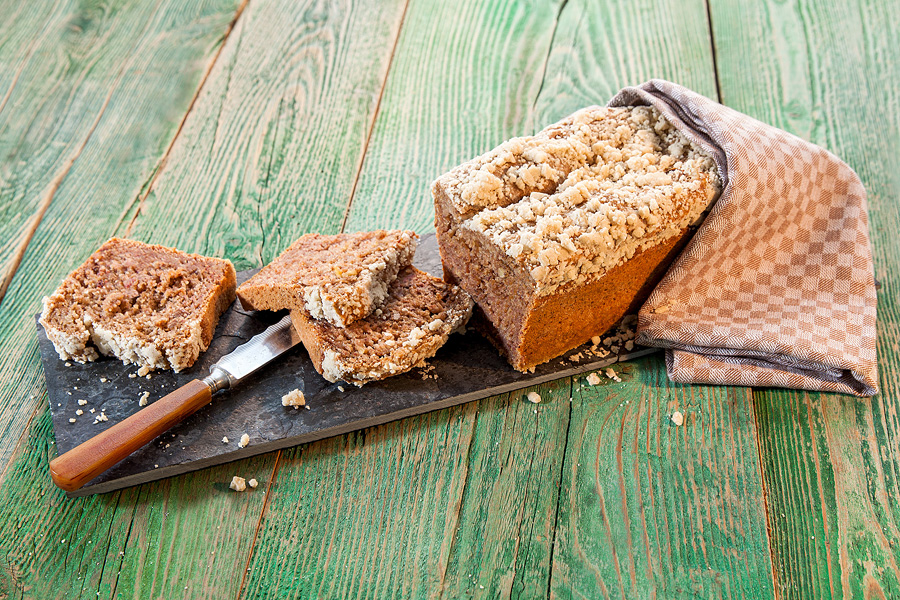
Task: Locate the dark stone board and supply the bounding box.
[39,234,656,496]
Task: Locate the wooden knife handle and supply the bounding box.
[49,378,213,492]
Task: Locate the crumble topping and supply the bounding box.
[436,106,720,296]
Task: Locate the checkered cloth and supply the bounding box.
[609,80,878,397]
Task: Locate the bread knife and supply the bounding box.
[49,314,301,492]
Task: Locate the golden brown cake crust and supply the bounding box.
[39,238,236,372]
[237,230,417,327]
[433,105,721,371]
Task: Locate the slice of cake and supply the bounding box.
[237,230,418,327]
[40,238,236,372]
[432,105,721,371]
[292,266,473,386]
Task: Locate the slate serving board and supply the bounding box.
[39,234,656,496]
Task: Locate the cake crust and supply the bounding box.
[433,105,720,371]
[293,266,473,386]
[39,238,236,372]
[237,230,417,327]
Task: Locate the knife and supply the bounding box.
[49,314,301,492]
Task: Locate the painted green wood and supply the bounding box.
[0,406,277,600]
[0,0,233,300]
[0,0,410,597]
[0,0,242,480]
[241,379,571,599]
[551,361,775,599]
[124,0,409,268]
[246,0,775,597]
[710,0,900,597]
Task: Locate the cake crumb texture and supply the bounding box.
[237,230,418,327]
[39,238,236,372]
[292,266,473,386]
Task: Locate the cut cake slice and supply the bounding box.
[432,105,721,371]
[237,230,418,327]
[39,238,236,372]
[292,266,473,386]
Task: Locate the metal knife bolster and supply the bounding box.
[203,314,301,394]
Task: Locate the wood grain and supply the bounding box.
[0,0,411,596]
[0,0,241,480]
[710,0,900,597]
[240,380,571,599]
[125,0,409,269]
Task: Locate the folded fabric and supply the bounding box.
[609,79,878,397]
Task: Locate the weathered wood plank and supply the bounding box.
[0,0,242,483]
[710,0,900,597]
[246,0,775,597]
[551,361,775,599]
[125,0,409,267]
[0,0,410,597]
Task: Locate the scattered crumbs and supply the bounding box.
[65,362,72,367]
[586,372,602,386]
[76,409,83,416]
[281,389,306,409]
[138,391,150,407]
[89,408,95,413]
[230,476,247,492]
[624,340,634,351]
[418,362,438,380]
[671,411,684,426]
[68,418,76,423]
[591,336,602,345]
[137,366,151,377]
[337,386,345,393]
[73,386,78,390]
[569,397,573,402]
[165,443,170,448]
[100,377,108,383]
[66,391,72,396]
[128,373,137,379]
[57,403,61,407]
[605,367,622,382]
[248,479,259,489]
[304,405,310,410]
[96,413,108,422]
[77,399,88,406]
[222,436,229,444]
[145,374,152,380]
[238,433,250,448]
[526,391,541,404]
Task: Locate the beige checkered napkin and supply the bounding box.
[609,80,878,397]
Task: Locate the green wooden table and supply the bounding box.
[0,0,897,597]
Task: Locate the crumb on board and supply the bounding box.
[586,372,602,386]
[337,385,345,392]
[222,436,229,444]
[75,409,83,416]
[671,411,684,426]
[591,336,602,345]
[77,399,87,406]
[229,476,246,492]
[281,389,306,409]
[68,418,76,423]
[128,373,136,379]
[526,391,541,404]
[100,377,108,383]
[238,433,250,448]
[138,391,150,407]
[137,366,151,377]
[93,412,108,424]
[248,479,259,489]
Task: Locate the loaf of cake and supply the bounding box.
[292,266,473,386]
[40,238,236,372]
[432,105,721,371]
[237,230,418,327]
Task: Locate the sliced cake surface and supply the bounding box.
[433,105,720,370]
[40,238,236,372]
[237,230,418,327]
[292,266,473,386]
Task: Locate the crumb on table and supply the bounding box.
[526,391,541,404]
[229,476,246,492]
[586,372,602,386]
